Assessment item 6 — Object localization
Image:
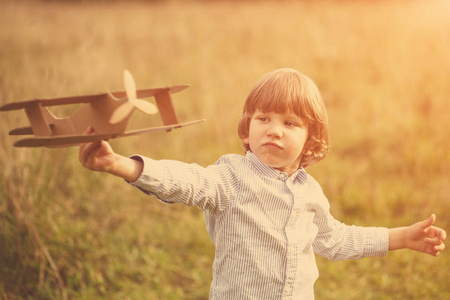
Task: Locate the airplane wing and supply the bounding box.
[118,119,204,137]
[8,126,35,135]
[132,85,189,99]
[0,85,190,112]
[0,94,106,111]
[13,133,118,148]
[12,119,205,147]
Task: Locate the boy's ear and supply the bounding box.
[242,137,249,145]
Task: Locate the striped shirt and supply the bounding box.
[129,151,388,299]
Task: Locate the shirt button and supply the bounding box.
[278,173,287,180]
[283,285,293,295]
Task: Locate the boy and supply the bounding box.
[79,68,446,299]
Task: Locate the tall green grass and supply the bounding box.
[1,0,449,299]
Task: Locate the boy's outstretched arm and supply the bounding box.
[78,127,143,182]
[388,214,446,256]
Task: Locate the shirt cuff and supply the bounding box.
[126,155,164,195]
[367,227,389,257]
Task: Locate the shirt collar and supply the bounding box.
[245,151,308,185]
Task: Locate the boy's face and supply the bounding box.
[243,109,308,176]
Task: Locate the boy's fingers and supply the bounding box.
[433,243,445,254]
[79,145,89,165]
[79,143,89,164]
[83,126,95,134]
[425,237,443,245]
[79,140,101,166]
[79,127,96,163]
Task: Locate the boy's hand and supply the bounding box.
[78,127,143,182]
[405,214,446,256]
[79,127,118,173]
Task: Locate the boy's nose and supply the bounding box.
[267,125,283,138]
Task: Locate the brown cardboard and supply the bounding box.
[0,70,204,148]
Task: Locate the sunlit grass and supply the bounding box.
[1,0,449,299]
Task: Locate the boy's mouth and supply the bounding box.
[263,142,283,150]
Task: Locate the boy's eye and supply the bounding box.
[257,116,269,122]
[285,121,297,127]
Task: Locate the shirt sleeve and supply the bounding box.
[312,212,389,261]
[127,155,238,212]
[305,176,389,260]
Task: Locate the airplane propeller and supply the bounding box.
[110,70,158,124]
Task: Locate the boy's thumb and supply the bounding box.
[421,214,436,230]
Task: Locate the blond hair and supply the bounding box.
[238,68,329,169]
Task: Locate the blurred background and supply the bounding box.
[0,0,449,299]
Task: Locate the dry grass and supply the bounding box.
[1,0,449,299]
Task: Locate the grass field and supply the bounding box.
[1,0,449,299]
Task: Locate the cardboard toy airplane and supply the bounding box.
[0,70,204,147]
